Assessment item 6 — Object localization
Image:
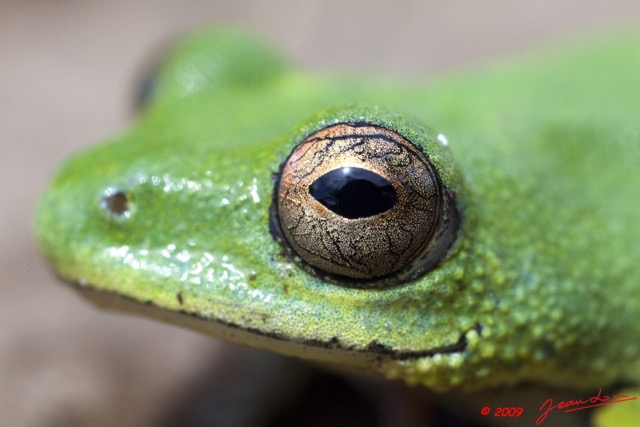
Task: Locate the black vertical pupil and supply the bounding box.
[309,167,397,219]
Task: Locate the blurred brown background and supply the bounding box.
[2,1,639,426]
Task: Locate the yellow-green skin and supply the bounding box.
[35,28,640,393]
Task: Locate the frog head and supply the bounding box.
[35,29,521,391]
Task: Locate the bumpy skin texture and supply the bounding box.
[36,28,640,392]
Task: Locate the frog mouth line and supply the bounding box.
[69,279,480,361]
[217,318,480,361]
[356,324,482,361]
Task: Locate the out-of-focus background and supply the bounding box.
[2,1,639,426]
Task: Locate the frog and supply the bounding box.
[35,27,640,426]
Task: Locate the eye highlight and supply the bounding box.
[272,122,460,286]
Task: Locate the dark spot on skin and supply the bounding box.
[303,336,342,350]
[176,292,183,305]
[101,191,130,217]
[365,340,394,354]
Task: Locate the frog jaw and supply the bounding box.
[64,276,482,388]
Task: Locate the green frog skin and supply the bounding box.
[36,28,639,408]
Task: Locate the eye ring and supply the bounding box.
[271,122,460,287]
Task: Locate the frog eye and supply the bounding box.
[271,123,460,286]
[132,40,174,113]
[133,56,162,112]
[133,69,158,112]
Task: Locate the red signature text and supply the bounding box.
[536,388,637,425]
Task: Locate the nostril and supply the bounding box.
[101,189,131,218]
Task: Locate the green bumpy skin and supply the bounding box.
[36,28,640,391]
